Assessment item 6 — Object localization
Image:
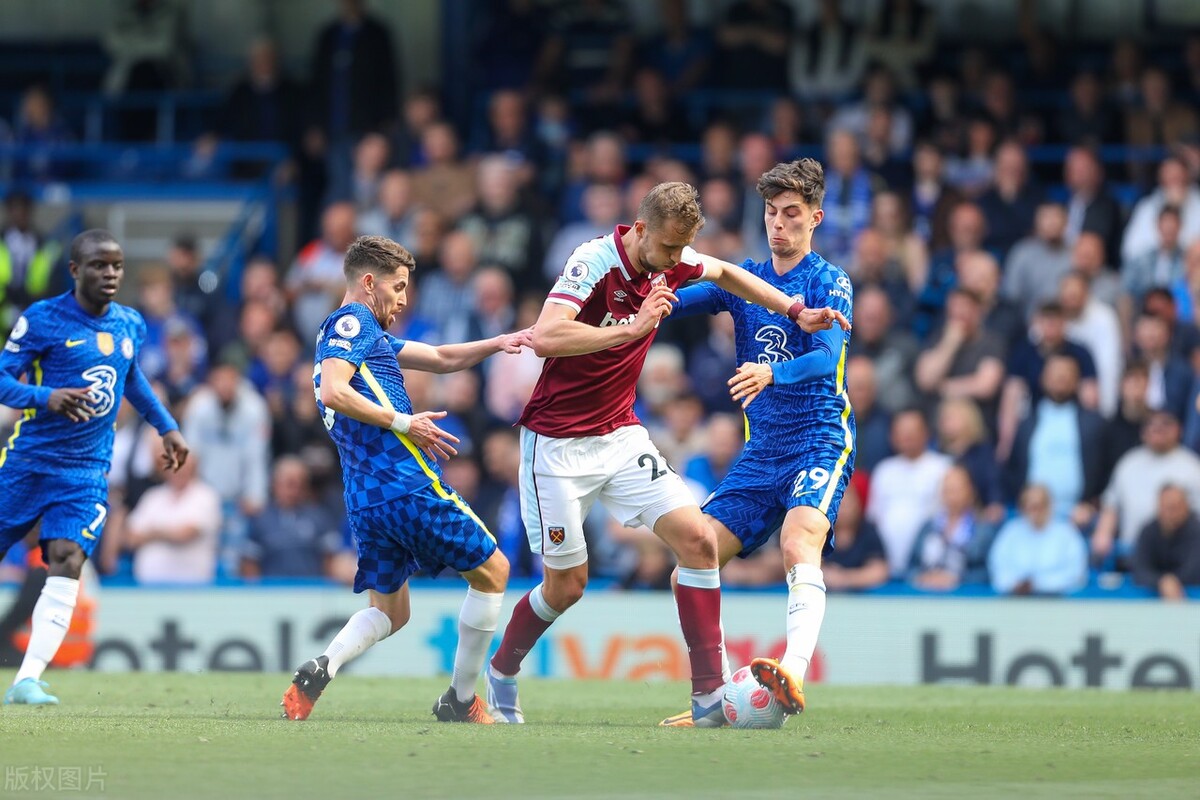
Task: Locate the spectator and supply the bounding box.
[457,155,542,292]
[998,302,1099,457]
[788,0,867,100]
[1003,202,1074,320]
[867,409,952,576]
[1122,205,1185,313]
[686,312,739,416]
[1130,312,1192,422]
[936,398,1003,516]
[909,140,962,251]
[914,287,1006,428]
[1061,271,1122,417]
[484,294,544,424]
[0,190,63,331]
[845,356,891,474]
[735,132,777,261]
[1106,39,1143,109]
[1104,361,1151,481]
[848,286,920,414]
[182,361,272,575]
[648,392,706,470]
[543,184,621,285]
[391,86,442,169]
[915,201,988,339]
[699,120,738,183]
[1072,231,1121,310]
[829,66,915,155]
[692,178,745,263]
[241,457,343,579]
[908,465,995,590]
[620,68,692,146]
[1132,485,1200,600]
[1121,158,1200,267]
[1171,241,1200,324]
[272,362,338,462]
[418,230,480,344]
[1056,72,1118,147]
[863,0,936,90]
[206,37,304,167]
[166,234,233,356]
[1062,146,1124,259]
[713,0,793,91]
[988,484,1088,595]
[1092,411,1200,566]
[1006,355,1106,523]
[124,454,221,585]
[641,0,710,96]
[851,228,913,321]
[944,117,997,198]
[976,140,1042,257]
[822,483,889,591]
[559,130,628,225]
[957,250,1024,353]
[287,201,356,339]
[819,129,882,268]
[248,329,303,420]
[472,267,517,342]
[870,191,928,298]
[308,0,399,198]
[136,266,206,384]
[1124,67,1199,182]
[918,74,967,157]
[11,85,72,181]
[347,132,390,211]
[1143,287,1200,370]
[410,122,477,222]
[358,169,416,245]
[535,0,634,125]
[472,89,539,177]
[683,413,743,496]
[764,96,814,156]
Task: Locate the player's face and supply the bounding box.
[366,267,410,328]
[635,219,695,273]
[764,191,822,259]
[71,239,125,306]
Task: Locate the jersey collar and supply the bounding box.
[613,224,637,281]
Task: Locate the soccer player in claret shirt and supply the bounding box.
[485,181,848,727]
[0,229,188,705]
[660,158,856,725]
[281,235,531,723]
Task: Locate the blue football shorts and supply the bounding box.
[348,481,497,594]
[702,445,854,558]
[0,466,109,560]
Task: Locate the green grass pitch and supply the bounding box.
[1,670,1197,799]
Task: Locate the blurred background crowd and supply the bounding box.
[1,0,1200,600]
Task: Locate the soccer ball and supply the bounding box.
[721,666,787,729]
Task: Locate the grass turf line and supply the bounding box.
[1,670,1198,799]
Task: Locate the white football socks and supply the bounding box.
[452,588,504,703]
[780,563,826,682]
[14,576,79,685]
[321,606,393,677]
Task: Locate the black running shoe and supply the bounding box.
[281,655,332,720]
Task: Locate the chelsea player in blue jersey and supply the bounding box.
[0,230,188,705]
[281,235,531,723]
[664,159,854,723]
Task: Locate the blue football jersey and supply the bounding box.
[676,252,855,457]
[0,291,174,477]
[314,302,441,513]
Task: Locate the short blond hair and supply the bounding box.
[637,181,705,236]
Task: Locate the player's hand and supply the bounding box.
[496,328,534,354]
[795,306,851,334]
[632,283,677,336]
[48,387,95,422]
[728,362,774,408]
[160,430,190,472]
[406,410,460,461]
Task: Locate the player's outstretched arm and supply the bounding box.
[319,357,460,461]
[395,328,533,374]
[696,255,851,333]
[531,286,675,357]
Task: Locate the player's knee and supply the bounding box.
[543,567,588,610]
[673,523,717,567]
[44,540,85,578]
[466,550,509,594]
[781,528,826,569]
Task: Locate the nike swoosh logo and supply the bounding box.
[81,530,96,540]
[65,339,86,347]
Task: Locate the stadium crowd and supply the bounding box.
[2,0,1200,599]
